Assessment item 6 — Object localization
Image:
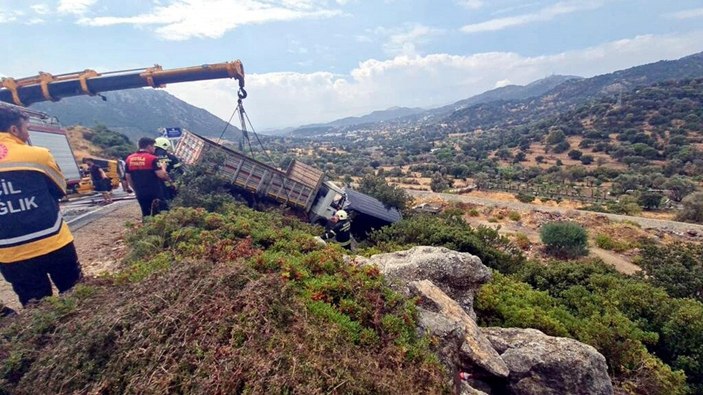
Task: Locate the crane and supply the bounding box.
[0,61,245,107]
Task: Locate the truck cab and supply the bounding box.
[308,180,346,225]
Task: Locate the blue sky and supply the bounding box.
[2,0,703,130]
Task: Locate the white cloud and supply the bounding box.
[373,24,443,56]
[461,0,603,33]
[30,4,51,14]
[666,7,703,19]
[495,79,511,88]
[77,0,343,41]
[164,30,703,129]
[455,0,483,10]
[0,9,23,23]
[58,0,97,15]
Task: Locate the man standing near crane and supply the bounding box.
[0,105,82,307]
[125,137,171,219]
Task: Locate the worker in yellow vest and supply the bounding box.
[0,105,82,307]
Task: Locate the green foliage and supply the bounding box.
[477,260,693,394]
[508,211,521,221]
[540,221,588,258]
[429,172,452,192]
[639,191,664,210]
[357,174,411,211]
[366,213,525,274]
[568,149,583,160]
[663,177,697,202]
[677,192,703,224]
[636,243,703,301]
[594,233,631,252]
[83,124,134,159]
[516,192,535,203]
[171,158,240,213]
[1,204,449,394]
[546,129,566,144]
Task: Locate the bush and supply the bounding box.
[677,192,703,224]
[594,233,630,252]
[580,155,594,165]
[357,174,411,211]
[540,221,588,258]
[568,150,583,160]
[636,242,703,301]
[366,214,525,274]
[516,192,535,203]
[508,211,521,221]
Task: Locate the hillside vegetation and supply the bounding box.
[267,77,703,222]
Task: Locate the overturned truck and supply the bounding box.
[174,130,400,237]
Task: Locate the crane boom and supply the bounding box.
[0,60,245,107]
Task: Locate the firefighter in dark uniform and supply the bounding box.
[125,137,171,219]
[322,210,352,250]
[0,105,82,307]
[153,137,183,201]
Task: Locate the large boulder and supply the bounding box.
[482,327,613,395]
[363,246,491,317]
[411,280,510,379]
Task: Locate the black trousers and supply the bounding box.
[136,195,169,218]
[0,242,82,307]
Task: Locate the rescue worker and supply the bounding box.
[0,105,82,306]
[322,210,352,250]
[84,158,113,205]
[153,137,183,201]
[125,137,171,219]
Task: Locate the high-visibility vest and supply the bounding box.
[0,133,73,263]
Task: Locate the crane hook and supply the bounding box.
[238,87,247,100]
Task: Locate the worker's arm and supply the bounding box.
[155,169,170,181]
[125,173,135,191]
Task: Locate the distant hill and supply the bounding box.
[288,51,703,138]
[31,88,241,142]
[291,106,424,136]
[443,51,703,130]
[288,75,580,137]
[431,74,581,115]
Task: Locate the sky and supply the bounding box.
[2,1,703,131]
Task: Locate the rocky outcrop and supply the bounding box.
[411,280,510,378]
[361,246,614,395]
[362,246,491,317]
[483,327,613,395]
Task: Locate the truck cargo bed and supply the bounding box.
[175,131,323,211]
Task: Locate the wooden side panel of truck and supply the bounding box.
[175,131,324,211]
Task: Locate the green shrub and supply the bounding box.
[594,234,630,252]
[468,208,479,217]
[540,221,588,258]
[516,192,535,203]
[366,214,525,274]
[677,192,703,224]
[508,211,521,221]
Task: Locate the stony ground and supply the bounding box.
[1,202,141,311]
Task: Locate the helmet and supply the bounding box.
[335,210,348,220]
[154,137,171,150]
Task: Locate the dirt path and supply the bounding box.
[591,247,641,275]
[409,190,703,234]
[1,201,141,311]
